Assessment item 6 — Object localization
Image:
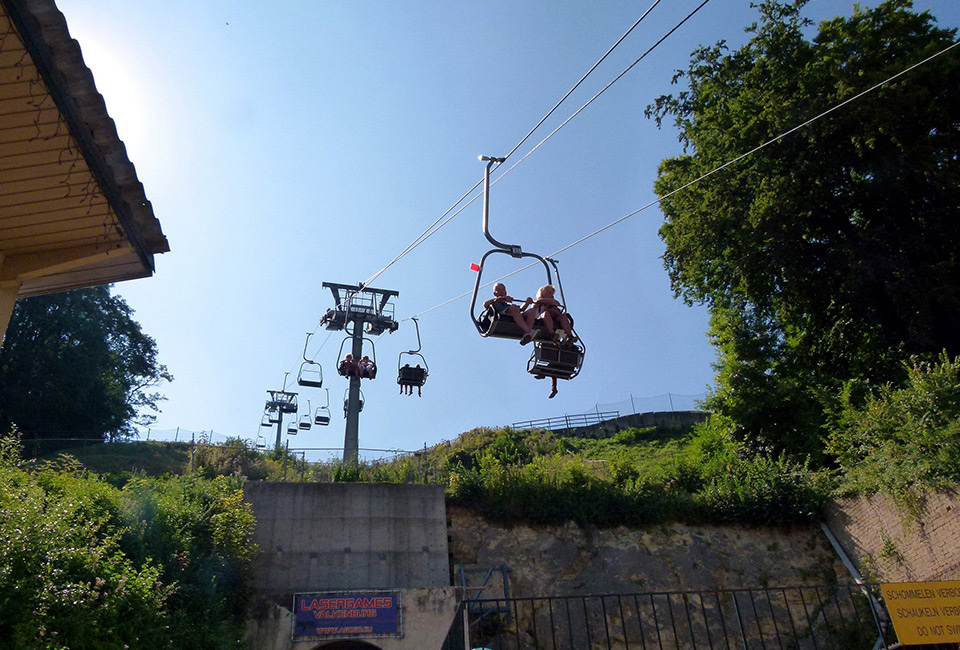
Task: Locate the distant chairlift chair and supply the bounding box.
[298,332,324,388]
[314,389,331,426]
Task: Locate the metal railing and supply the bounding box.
[445,583,896,650]
[512,411,620,431]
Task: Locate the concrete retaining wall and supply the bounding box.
[243,482,454,649]
[244,482,449,595]
[824,491,960,582]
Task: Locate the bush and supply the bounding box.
[826,353,960,506]
[0,432,256,649]
[670,417,828,523]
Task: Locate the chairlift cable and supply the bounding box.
[491,0,713,182]
[360,0,670,290]
[403,38,960,321]
[498,0,665,163]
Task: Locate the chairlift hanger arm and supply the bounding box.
[407,317,422,354]
[302,332,315,363]
[479,155,521,256]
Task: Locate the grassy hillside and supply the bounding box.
[49,440,192,475]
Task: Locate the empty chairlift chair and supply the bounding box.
[298,332,324,388]
[298,400,312,431]
[343,389,364,417]
[314,389,331,426]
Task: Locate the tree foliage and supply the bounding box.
[648,0,960,454]
[0,286,172,449]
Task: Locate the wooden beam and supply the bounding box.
[0,242,133,283]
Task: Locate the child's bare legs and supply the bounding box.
[556,313,575,341]
[506,305,532,332]
[539,310,556,337]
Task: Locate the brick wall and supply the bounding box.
[824,491,960,582]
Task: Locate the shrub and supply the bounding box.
[826,353,960,506]
[0,433,256,649]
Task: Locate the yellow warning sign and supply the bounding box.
[882,581,960,645]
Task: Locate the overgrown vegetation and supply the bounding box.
[0,433,256,650]
[826,354,960,510]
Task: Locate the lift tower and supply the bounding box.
[320,282,399,464]
[265,387,298,450]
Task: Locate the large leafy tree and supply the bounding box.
[648,0,960,455]
[0,286,172,449]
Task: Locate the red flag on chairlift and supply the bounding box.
[470,263,480,272]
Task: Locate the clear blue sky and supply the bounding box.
[54,0,960,461]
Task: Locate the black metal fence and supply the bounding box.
[444,583,905,650]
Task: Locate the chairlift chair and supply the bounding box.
[469,156,584,354]
[255,434,266,449]
[343,388,364,416]
[336,336,377,379]
[398,317,429,389]
[314,389,331,426]
[527,337,585,381]
[287,420,298,435]
[298,400,312,430]
[297,332,324,388]
[262,405,280,424]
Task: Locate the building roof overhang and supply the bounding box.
[1,0,168,299]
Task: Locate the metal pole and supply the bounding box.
[343,323,364,464]
[275,409,283,450]
[668,393,675,411]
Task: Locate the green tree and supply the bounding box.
[647,0,960,455]
[0,286,172,450]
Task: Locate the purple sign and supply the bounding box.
[293,591,401,640]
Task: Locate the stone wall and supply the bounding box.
[447,505,848,597]
[550,410,709,439]
[824,491,960,583]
